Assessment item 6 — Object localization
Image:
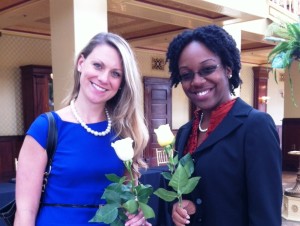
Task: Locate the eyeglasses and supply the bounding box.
[179,64,220,83]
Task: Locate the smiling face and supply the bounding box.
[178,41,232,111]
[77,44,123,105]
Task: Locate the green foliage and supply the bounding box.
[153,144,200,206]
[91,203,119,224]
[154,188,178,202]
[267,22,300,106]
[139,202,155,219]
[90,163,155,225]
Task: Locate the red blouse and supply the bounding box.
[184,99,236,155]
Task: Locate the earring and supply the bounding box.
[228,74,232,79]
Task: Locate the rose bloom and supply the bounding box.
[111,137,134,161]
[154,124,175,147]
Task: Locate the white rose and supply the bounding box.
[111,137,134,161]
[154,124,175,147]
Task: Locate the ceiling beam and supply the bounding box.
[173,0,263,22]
[129,29,184,48]
[108,0,217,28]
[242,30,276,45]
[0,0,49,29]
[242,46,274,53]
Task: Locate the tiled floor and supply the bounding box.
[282,171,300,226]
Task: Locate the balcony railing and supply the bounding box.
[270,0,300,15]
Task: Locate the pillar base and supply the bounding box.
[282,195,300,221]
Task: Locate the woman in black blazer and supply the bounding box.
[166,25,282,226]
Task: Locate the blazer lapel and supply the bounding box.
[193,98,253,157]
[176,121,192,159]
[196,112,242,152]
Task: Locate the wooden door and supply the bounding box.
[144,77,172,166]
[20,65,52,133]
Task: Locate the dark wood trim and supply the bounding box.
[143,76,172,166]
[20,65,52,133]
[252,66,270,112]
[0,136,24,182]
[282,118,300,171]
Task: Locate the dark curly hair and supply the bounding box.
[166,25,242,95]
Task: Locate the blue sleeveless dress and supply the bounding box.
[26,112,125,226]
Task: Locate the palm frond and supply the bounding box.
[266,21,300,106]
[286,23,300,41]
[268,42,289,62]
[266,22,290,40]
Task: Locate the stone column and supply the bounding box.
[50,0,108,109]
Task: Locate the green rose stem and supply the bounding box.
[178,196,183,208]
[164,144,181,206]
[165,144,175,174]
[154,124,200,211]
[124,160,137,196]
[90,137,155,225]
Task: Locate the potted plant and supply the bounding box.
[266,22,300,105]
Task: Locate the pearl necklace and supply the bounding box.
[198,112,208,133]
[70,100,112,136]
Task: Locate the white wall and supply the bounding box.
[0,35,286,136]
[0,34,51,135]
[135,49,189,130]
[284,61,300,118]
[268,70,284,125]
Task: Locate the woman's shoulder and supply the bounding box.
[54,106,76,123]
[233,99,276,127]
[26,113,51,149]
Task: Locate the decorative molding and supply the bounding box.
[151,57,165,71]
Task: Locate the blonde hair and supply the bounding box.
[65,32,149,173]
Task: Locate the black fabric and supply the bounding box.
[41,203,100,208]
[0,112,57,226]
[0,200,16,226]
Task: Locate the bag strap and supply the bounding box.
[45,112,58,172]
[42,112,57,193]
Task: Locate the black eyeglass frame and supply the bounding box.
[179,64,220,83]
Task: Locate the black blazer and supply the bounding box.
[175,98,282,226]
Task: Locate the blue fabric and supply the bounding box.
[175,98,282,226]
[27,112,125,226]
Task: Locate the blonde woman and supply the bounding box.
[15,32,150,226]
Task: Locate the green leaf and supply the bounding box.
[271,52,287,69]
[181,176,201,194]
[180,153,194,177]
[138,202,155,219]
[173,154,178,165]
[154,188,177,202]
[268,42,289,61]
[89,203,119,224]
[105,174,126,183]
[169,163,189,193]
[287,70,298,107]
[117,209,128,222]
[287,23,300,40]
[136,184,153,203]
[101,183,123,203]
[161,171,172,180]
[111,217,124,226]
[120,183,132,192]
[119,190,136,203]
[123,199,138,214]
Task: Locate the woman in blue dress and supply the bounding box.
[14,32,151,226]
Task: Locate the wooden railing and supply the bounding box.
[270,0,300,15]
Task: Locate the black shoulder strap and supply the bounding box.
[45,112,58,172]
